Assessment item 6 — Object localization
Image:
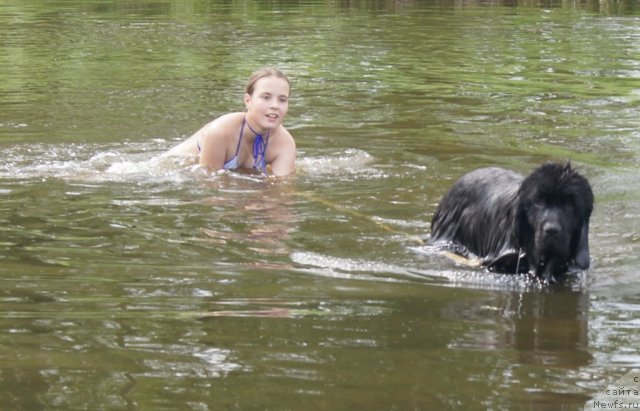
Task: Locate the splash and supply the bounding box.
[296,148,387,180]
[0,142,386,184]
[0,140,225,184]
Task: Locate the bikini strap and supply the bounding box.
[252,133,269,173]
[245,117,270,173]
[235,118,245,157]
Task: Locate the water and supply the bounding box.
[1,1,639,409]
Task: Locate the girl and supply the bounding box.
[167,68,296,176]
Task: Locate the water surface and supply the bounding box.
[1,1,639,409]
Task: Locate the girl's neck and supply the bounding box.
[244,117,269,140]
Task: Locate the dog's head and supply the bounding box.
[515,162,594,282]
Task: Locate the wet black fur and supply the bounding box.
[429,162,594,282]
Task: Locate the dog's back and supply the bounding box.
[429,167,523,263]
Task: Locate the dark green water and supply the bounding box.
[1,1,639,409]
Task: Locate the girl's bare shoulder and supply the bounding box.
[202,112,245,138]
[274,125,295,147]
[211,112,245,126]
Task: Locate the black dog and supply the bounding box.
[429,162,593,282]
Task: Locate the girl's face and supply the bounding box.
[244,76,290,131]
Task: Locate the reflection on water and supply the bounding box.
[447,290,591,367]
[1,0,640,409]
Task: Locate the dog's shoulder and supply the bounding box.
[458,166,523,183]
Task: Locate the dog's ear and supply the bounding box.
[514,203,532,251]
[572,221,590,270]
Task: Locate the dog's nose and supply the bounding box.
[543,221,560,236]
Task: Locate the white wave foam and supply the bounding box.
[1,142,386,185]
[0,141,203,184]
[297,148,387,180]
[290,251,440,284]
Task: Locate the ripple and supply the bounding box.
[297,148,387,180]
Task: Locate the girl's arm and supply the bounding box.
[269,131,296,176]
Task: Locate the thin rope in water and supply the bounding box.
[296,191,425,245]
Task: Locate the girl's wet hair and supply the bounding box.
[245,68,290,96]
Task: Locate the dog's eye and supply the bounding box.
[531,200,546,211]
